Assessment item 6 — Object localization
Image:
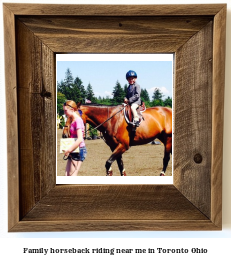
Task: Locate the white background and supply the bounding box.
[0,0,231,260]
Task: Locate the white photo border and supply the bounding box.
[56,54,174,185]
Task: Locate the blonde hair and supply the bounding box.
[63,100,80,137]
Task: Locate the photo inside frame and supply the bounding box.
[56,54,174,185]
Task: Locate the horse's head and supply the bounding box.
[62,101,83,138]
[62,125,69,138]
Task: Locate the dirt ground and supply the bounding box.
[57,129,172,176]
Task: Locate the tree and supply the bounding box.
[57,80,65,94]
[98,96,112,105]
[123,84,128,96]
[86,83,96,103]
[57,68,74,100]
[140,88,151,107]
[64,68,74,87]
[163,96,172,108]
[57,69,87,103]
[57,92,66,115]
[152,88,164,106]
[70,84,82,103]
[141,88,150,102]
[152,87,163,100]
[112,81,125,104]
[74,77,86,102]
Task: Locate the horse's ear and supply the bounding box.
[77,101,82,108]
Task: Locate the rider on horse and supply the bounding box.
[124,70,141,127]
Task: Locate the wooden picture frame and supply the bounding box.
[4,3,226,231]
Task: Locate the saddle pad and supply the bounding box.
[60,138,79,153]
[124,103,146,125]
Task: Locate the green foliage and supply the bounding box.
[123,84,128,95]
[86,83,97,103]
[163,96,172,108]
[151,88,172,107]
[152,88,164,106]
[140,88,152,107]
[88,125,98,137]
[57,92,66,115]
[57,68,86,104]
[57,68,172,109]
[64,68,74,85]
[152,87,163,101]
[97,96,113,105]
[74,77,86,102]
[112,81,125,104]
[141,88,150,102]
[152,99,164,106]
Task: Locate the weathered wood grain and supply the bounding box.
[3,4,19,231]
[11,220,219,232]
[22,185,207,221]
[14,185,215,232]
[174,22,213,218]
[18,16,213,53]
[3,3,226,16]
[16,19,56,218]
[4,3,226,231]
[211,5,226,228]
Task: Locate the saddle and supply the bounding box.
[123,102,146,126]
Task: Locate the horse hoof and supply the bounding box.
[121,171,127,176]
[106,170,113,176]
[160,171,165,176]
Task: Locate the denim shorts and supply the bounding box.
[69,147,87,162]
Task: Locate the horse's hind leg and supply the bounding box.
[160,151,170,176]
[160,135,172,176]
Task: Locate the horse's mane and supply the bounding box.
[82,103,121,108]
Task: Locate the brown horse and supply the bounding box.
[63,103,172,176]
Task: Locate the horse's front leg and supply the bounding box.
[105,144,127,176]
[105,158,113,176]
[116,155,126,176]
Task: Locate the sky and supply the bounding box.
[56,54,173,100]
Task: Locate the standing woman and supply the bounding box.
[63,100,87,176]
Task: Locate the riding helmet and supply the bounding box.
[126,70,137,79]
